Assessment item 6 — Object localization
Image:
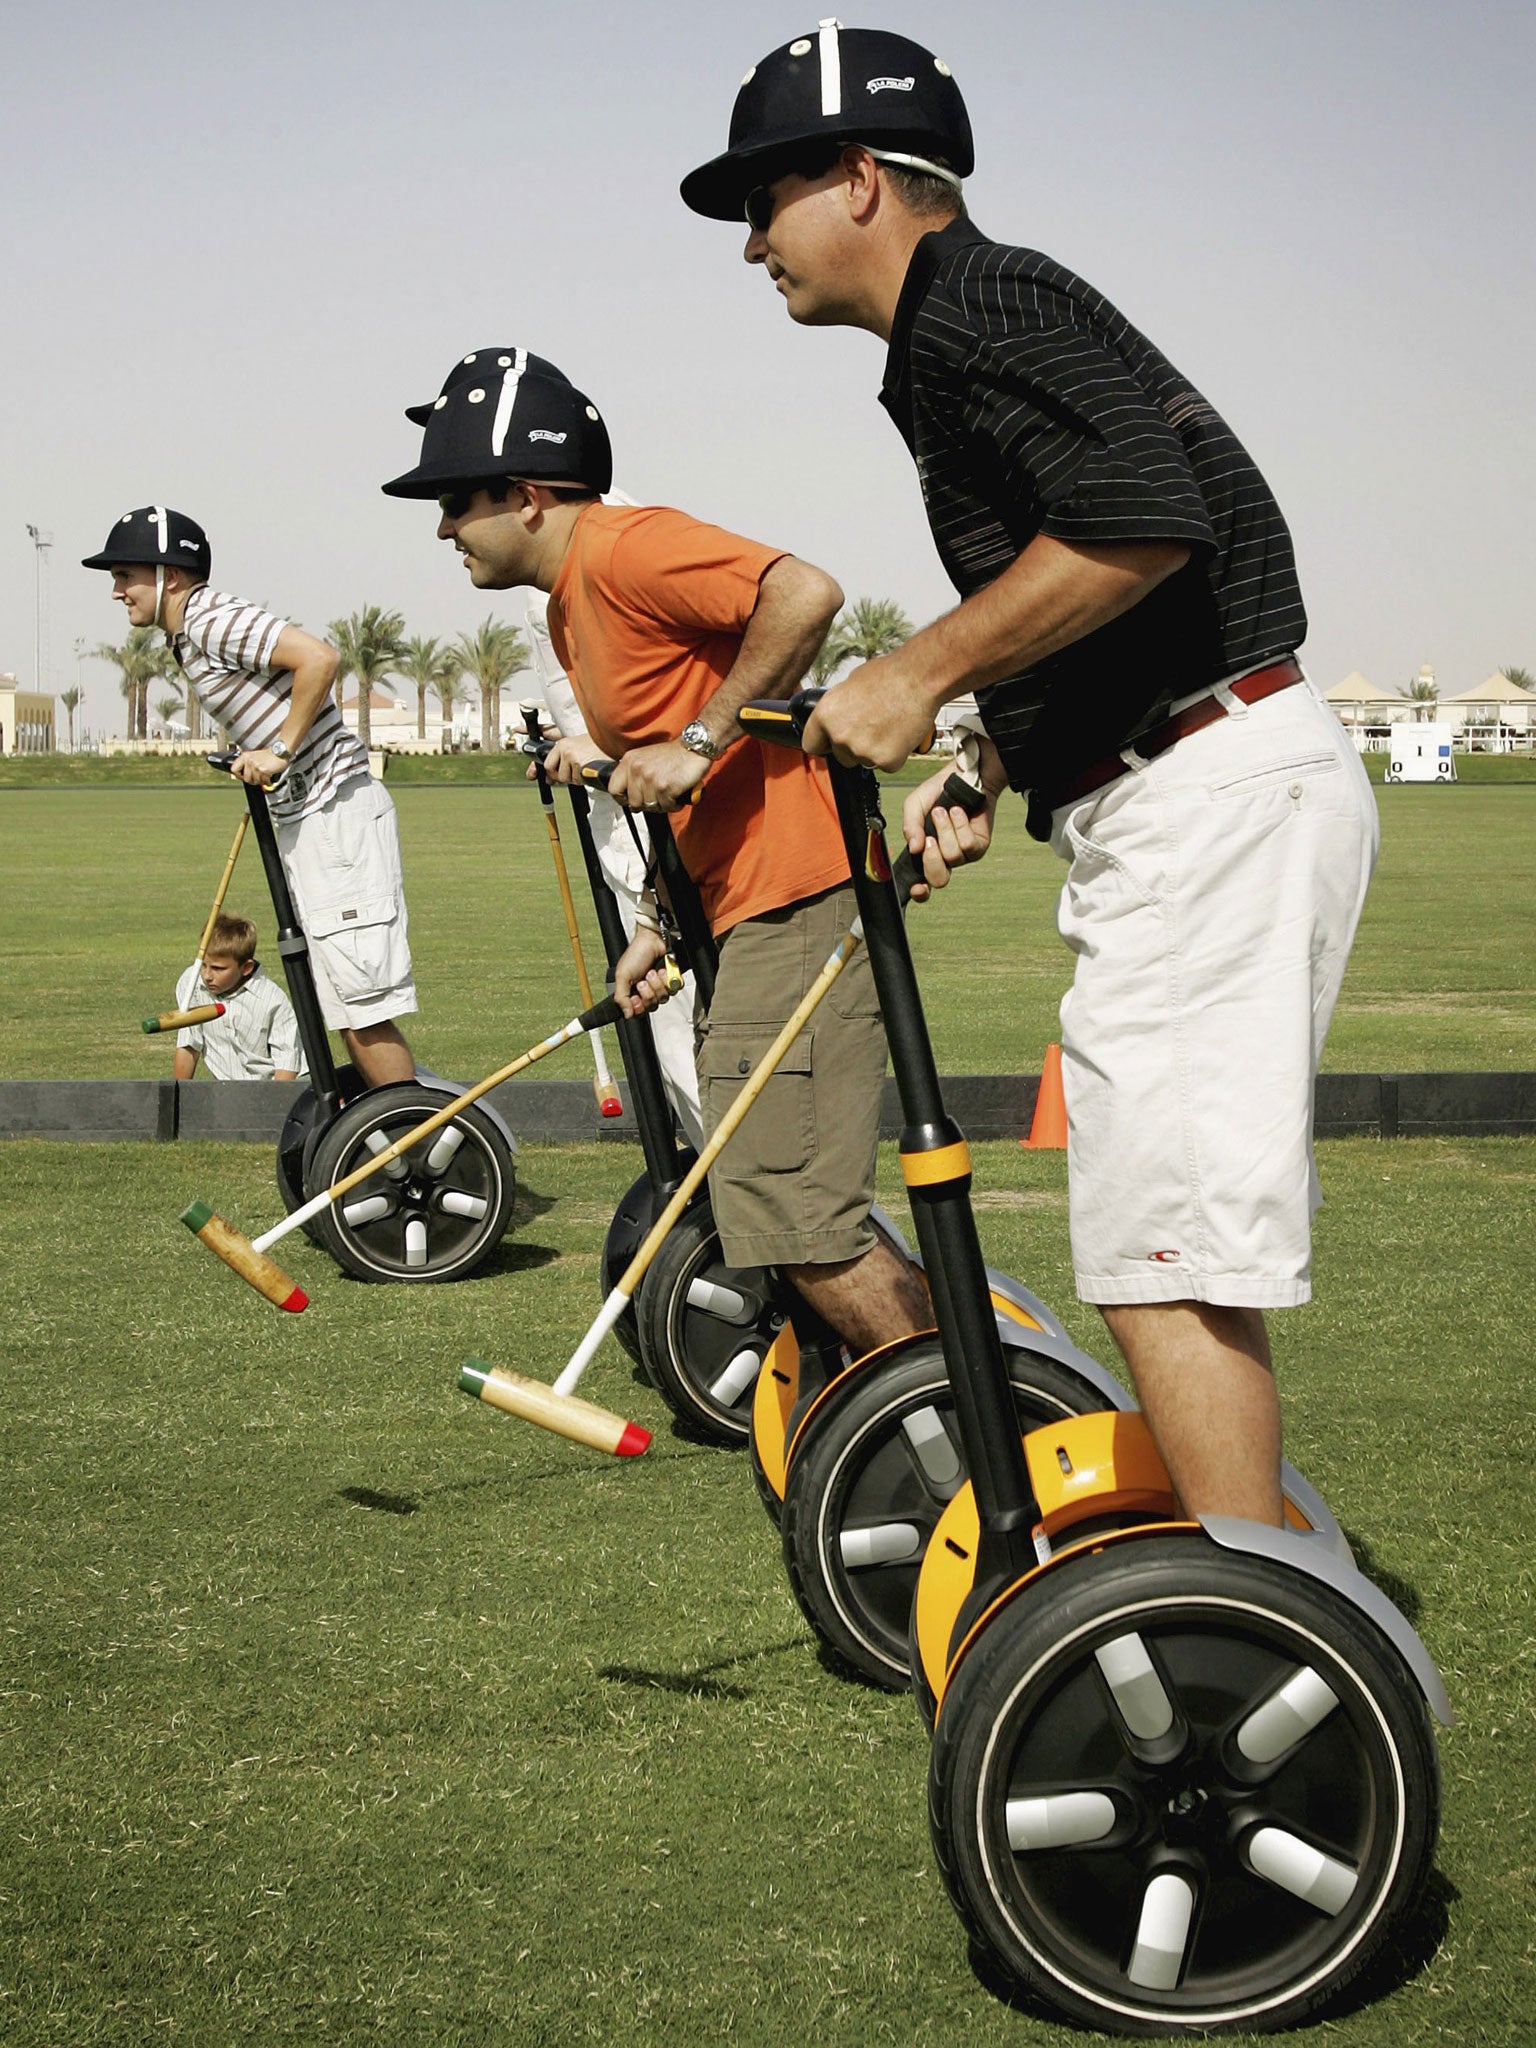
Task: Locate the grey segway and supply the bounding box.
[212,752,516,1283]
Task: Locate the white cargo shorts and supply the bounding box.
[275,774,418,1031]
[1050,674,1377,1308]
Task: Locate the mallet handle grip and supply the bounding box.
[143,1002,225,1034]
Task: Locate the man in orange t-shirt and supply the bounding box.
[384,352,929,1353]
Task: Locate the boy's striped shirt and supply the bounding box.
[173,587,368,819]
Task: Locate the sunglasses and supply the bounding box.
[746,146,963,234]
[437,484,499,520]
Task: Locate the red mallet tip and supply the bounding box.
[281,1286,309,1313]
[615,1421,652,1458]
[600,1095,623,1118]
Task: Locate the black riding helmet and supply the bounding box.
[403,345,572,427]
[680,19,972,222]
[81,505,211,579]
[383,358,612,498]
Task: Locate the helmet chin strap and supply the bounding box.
[154,564,168,631]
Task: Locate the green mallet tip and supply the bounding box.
[141,1016,158,1033]
[181,1199,215,1233]
[458,1361,490,1398]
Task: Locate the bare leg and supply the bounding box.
[343,1020,416,1088]
[786,1240,932,1358]
[1099,1300,1284,1526]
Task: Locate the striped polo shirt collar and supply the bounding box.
[881,216,990,416]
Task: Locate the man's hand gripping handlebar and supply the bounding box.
[737,690,989,905]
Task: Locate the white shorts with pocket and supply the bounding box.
[1050,674,1377,1308]
[274,774,418,1031]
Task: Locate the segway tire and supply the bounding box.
[600,1169,663,1364]
[633,1197,781,1445]
[275,1063,365,1242]
[929,1534,1439,2034]
[304,1083,516,1283]
[780,1338,1103,1691]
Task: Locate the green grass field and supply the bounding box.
[2,772,1532,1081]
[2,1133,1533,2046]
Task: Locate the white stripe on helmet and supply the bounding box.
[153,505,168,555]
[818,18,843,117]
[491,349,527,460]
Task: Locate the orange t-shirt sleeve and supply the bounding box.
[605,507,786,635]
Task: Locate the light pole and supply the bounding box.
[25,522,54,703]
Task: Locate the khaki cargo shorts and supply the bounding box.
[275,774,418,1031]
[697,883,885,1268]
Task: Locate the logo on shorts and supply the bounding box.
[1147,1248,1182,1263]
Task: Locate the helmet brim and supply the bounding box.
[680,138,840,222]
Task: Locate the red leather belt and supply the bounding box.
[1049,658,1305,810]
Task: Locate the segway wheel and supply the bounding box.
[929,1534,1439,2034]
[780,1338,1104,1691]
[304,1083,515,1283]
[633,1197,781,1445]
[275,1063,365,1242]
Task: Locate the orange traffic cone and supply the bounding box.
[1023,1042,1068,1149]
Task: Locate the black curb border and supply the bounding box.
[1,1073,1531,1146]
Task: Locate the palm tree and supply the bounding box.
[329,606,407,751]
[811,596,915,685]
[1406,670,1438,724]
[58,687,81,752]
[434,663,466,746]
[154,691,185,736]
[91,625,177,740]
[453,617,529,752]
[398,634,445,741]
[1502,665,1534,694]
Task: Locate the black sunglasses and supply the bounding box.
[437,483,500,520]
[744,147,843,234]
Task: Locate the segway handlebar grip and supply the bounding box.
[739,690,938,756]
[206,749,240,774]
[891,774,989,904]
[578,758,703,807]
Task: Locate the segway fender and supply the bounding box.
[996,1318,1132,1410]
[1199,1514,1453,1726]
[412,1066,519,1154]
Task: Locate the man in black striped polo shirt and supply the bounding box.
[683,24,1379,1532]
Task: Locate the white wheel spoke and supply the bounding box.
[708,1348,762,1405]
[901,1405,961,1487]
[1247,1826,1358,1916]
[1095,1634,1175,1741]
[839,1521,923,1569]
[340,1195,392,1227]
[685,1275,748,1321]
[438,1190,489,1220]
[424,1126,465,1175]
[1236,1665,1340,1764]
[1005,1790,1116,1852]
[1127,1870,1195,1990]
[404,1218,428,1269]
[364,1130,409,1180]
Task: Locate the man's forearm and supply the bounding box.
[282,656,340,748]
[697,558,842,751]
[901,534,1190,715]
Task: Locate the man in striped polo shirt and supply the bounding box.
[83,507,418,1087]
[683,26,1380,1531]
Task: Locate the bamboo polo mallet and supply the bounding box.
[520,704,622,1118]
[143,1002,225,1034]
[142,813,249,1033]
[181,993,629,1310]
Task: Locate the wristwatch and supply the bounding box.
[678,720,725,761]
[269,738,293,762]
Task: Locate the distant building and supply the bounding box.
[0,674,55,753]
[1439,672,1536,749]
[1321,671,1405,750]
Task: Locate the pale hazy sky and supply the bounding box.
[4,0,1532,737]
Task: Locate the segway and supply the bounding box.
[521,739,792,1445]
[742,698,1447,2033]
[210,751,517,1283]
